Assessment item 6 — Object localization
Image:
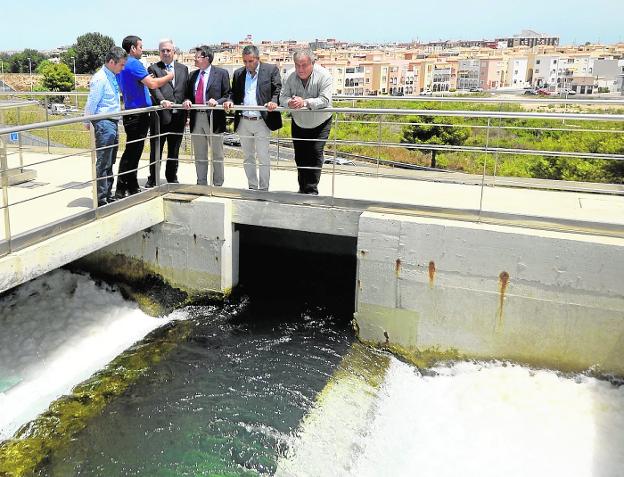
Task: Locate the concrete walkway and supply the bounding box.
[3,147,624,239]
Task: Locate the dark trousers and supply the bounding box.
[93,119,118,203]
[291,117,332,195]
[148,112,185,183]
[117,112,150,194]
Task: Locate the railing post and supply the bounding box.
[208,108,213,189]
[376,113,382,178]
[44,94,50,154]
[276,120,280,167]
[478,118,491,221]
[0,137,11,246]
[331,112,337,203]
[153,111,161,186]
[16,106,23,168]
[89,124,98,209]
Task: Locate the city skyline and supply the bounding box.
[2,0,623,51]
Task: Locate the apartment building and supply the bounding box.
[457,59,480,90]
[507,57,529,87]
[479,58,506,89]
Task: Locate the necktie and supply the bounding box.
[195,70,205,104]
[167,63,174,87]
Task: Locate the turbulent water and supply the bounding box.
[2,264,624,476]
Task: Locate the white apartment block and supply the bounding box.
[507,57,529,87]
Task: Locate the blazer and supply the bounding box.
[185,65,231,133]
[230,62,283,132]
[148,61,189,125]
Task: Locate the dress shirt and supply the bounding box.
[279,63,332,128]
[194,65,212,103]
[243,68,261,118]
[83,65,121,124]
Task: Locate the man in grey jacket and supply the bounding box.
[279,49,332,195]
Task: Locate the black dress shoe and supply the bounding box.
[114,189,129,200]
[97,200,107,207]
[144,178,156,188]
[167,178,179,184]
[128,188,141,196]
[106,196,117,203]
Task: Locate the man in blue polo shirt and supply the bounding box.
[115,35,174,199]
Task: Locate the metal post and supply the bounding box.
[153,111,161,186]
[16,107,23,168]
[27,58,32,92]
[276,122,280,167]
[72,57,78,110]
[478,118,491,220]
[0,136,11,245]
[331,112,337,202]
[89,124,98,209]
[376,113,382,177]
[208,109,213,188]
[44,95,50,154]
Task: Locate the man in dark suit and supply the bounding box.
[224,45,282,191]
[182,45,231,186]
[146,38,189,187]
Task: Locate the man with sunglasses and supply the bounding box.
[145,38,189,187]
[182,45,231,186]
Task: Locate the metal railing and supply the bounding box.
[0,94,623,257]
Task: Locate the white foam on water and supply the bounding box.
[281,356,624,477]
[0,269,168,440]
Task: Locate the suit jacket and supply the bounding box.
[148,61,189,125]
[230,62,283,132]
[185,65,231,133]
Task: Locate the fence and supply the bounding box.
[0,91,623,256]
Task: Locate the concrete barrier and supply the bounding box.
[355,212,624,374]
[79,195,239,297]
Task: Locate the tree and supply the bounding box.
[401,115,470,168]
[8,49,46,73]
[73,32,115,74]
[60,47,77,70]
[40,63,74,92]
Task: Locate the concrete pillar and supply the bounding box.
[355,211,624,374]
[81,196,239,297]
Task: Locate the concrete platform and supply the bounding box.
[3,148,623,240]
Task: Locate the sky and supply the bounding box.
[1,0,622,51]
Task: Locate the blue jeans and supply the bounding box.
[93,119,119,202]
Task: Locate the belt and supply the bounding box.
[242,115,261,121]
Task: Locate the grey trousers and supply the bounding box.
[191,112,224,186]
[237,117,271,190]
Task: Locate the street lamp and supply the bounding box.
[71,56,77,109]
[27,57,32,91]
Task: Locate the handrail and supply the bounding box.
[2,103,624,137]
[334,94,624,105]
[3,91,624,105]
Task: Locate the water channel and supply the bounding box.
[1,239,623,476]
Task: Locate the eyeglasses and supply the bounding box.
[194,55,207,60]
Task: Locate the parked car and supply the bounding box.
[469,87,484,93]
[223,133,241,146]
[324,157,355,166]
[559,88,577,96]
[523,89,538,95]
[536,88,551,96]
[47,103,68,115]
[419,89,433,96]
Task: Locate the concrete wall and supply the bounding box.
[355,211,624,375]
[0,199,164,294]
[80,195,239,297]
